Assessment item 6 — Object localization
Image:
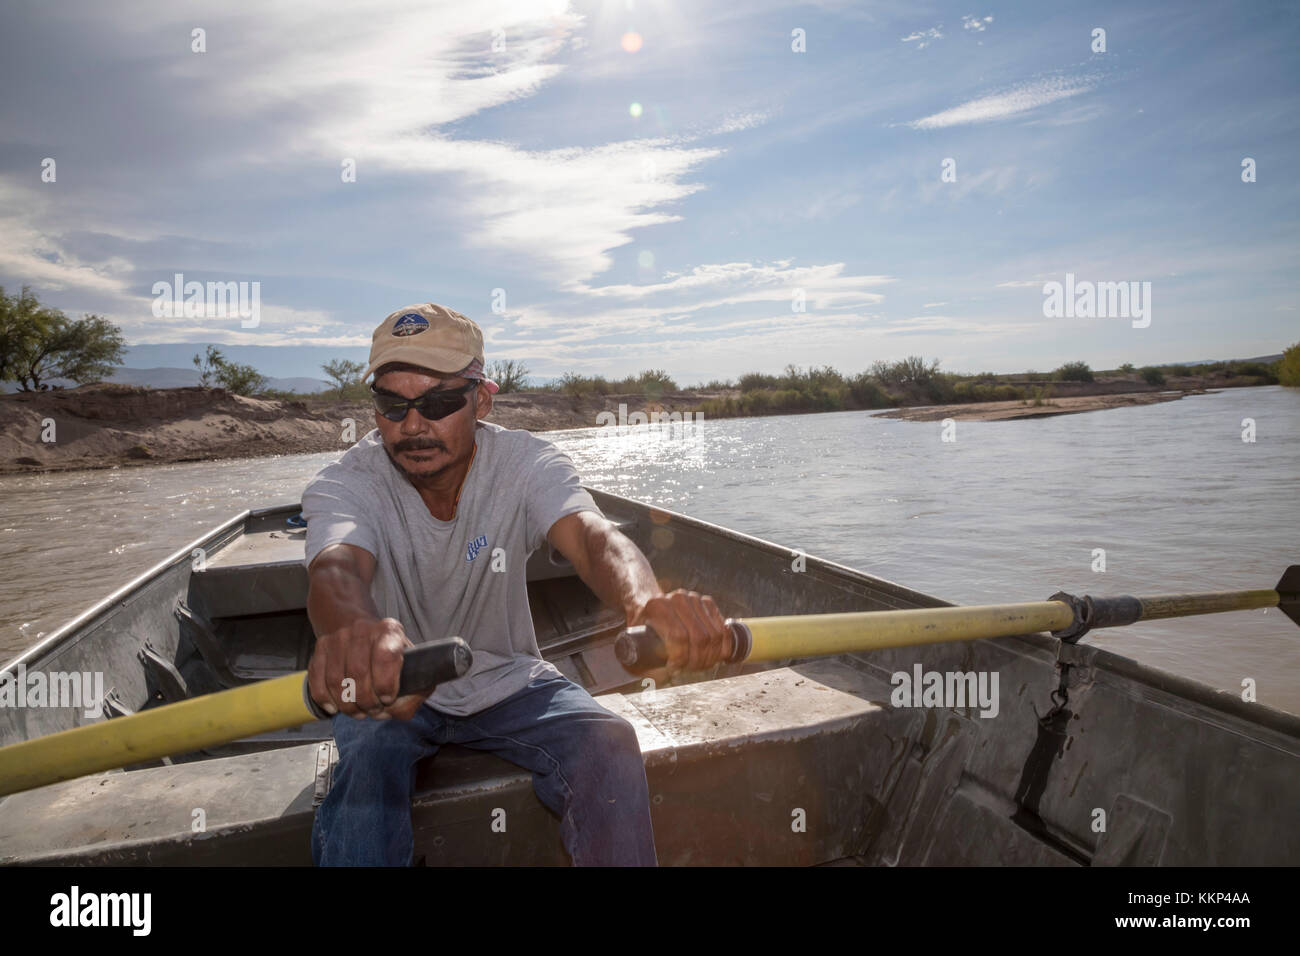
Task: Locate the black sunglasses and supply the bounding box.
[370,380,478,422]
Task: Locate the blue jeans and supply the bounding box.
[311,673,658,866]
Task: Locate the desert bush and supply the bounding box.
[1054,361,1094,383]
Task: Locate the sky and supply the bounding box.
[0,0,1296,383]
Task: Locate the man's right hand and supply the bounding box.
[307,617,428,720]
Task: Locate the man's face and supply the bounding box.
[372,369,489,482]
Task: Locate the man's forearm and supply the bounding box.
[574,522,664,624]
[307,562,383,637]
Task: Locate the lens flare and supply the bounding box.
[629,102,643,118]
[621,32,643,53]
[637,250,655,268]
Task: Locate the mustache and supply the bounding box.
[393,438,447,453]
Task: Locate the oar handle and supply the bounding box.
[615,620,751,675]
[398,638,473,695]
[305,638,473,718]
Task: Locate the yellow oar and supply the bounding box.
[0,639,470,798]
[615,567,1299,672]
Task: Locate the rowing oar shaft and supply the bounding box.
[0,638,471,799]
[615,567,1299,674]
[617,603,1075,673]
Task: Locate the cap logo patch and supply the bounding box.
[392,312,429,336]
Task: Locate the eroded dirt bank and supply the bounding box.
[0,385,724,474]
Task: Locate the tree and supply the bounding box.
[214,360,267,396]
[870,356,940,388]
[487,358,529,394]
[634,368,678,394]
[194,345,225,387]
[322,359,365,397]
[1278,342,1300,387]
[1118,362,1135,373]
[192,344,265,396]
[1140,366,1165,385]
[1054,361,1094,383]
[0,286,124,390]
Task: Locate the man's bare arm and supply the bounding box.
[547,511,731,673]
[307,544,382,635]
[546,511,662,623]
[306,543,423,720]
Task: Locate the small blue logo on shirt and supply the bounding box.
[466,534,488,562]
[392,312,429,336]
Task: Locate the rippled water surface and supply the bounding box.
[2,386,1297,713]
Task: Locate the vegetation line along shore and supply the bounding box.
[2,285,1298,474]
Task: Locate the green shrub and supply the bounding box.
[559,372,612,397]
[738,372,779,392]
[1140,366,1166,386]
[623,368,677,393]
[1228,361,1277,383]
[1054,361,1094,383]
[1278,343,1300,387]
[847,373,891,408]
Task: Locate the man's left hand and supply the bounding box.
[632,589,731,673]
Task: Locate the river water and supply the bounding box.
[2,386,1297,713]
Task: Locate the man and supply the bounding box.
[302,303,730,866]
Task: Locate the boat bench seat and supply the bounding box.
[189,520,640,620]
[0,659,923,866]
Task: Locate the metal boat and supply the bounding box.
[1,491,1296,865]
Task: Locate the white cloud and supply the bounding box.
[474,259,895,369]
[707,111,772,136]
[0,0,742,300]
[0,184,137,300]
[572,260,892,305]
[962,15,993,32]
[901,27,944,49]
[880,314,1029,336]
[907,75,1097,129]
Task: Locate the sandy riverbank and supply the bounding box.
[0,385,725,475]
[872,389,1204,422]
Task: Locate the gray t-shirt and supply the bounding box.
[300,420,603,716]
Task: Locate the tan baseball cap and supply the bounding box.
[364,303,497,391]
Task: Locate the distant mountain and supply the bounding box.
[2,367,333,394]
[1164,354,1282,367]
[108,367,201,388]
[266,376,336,394]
